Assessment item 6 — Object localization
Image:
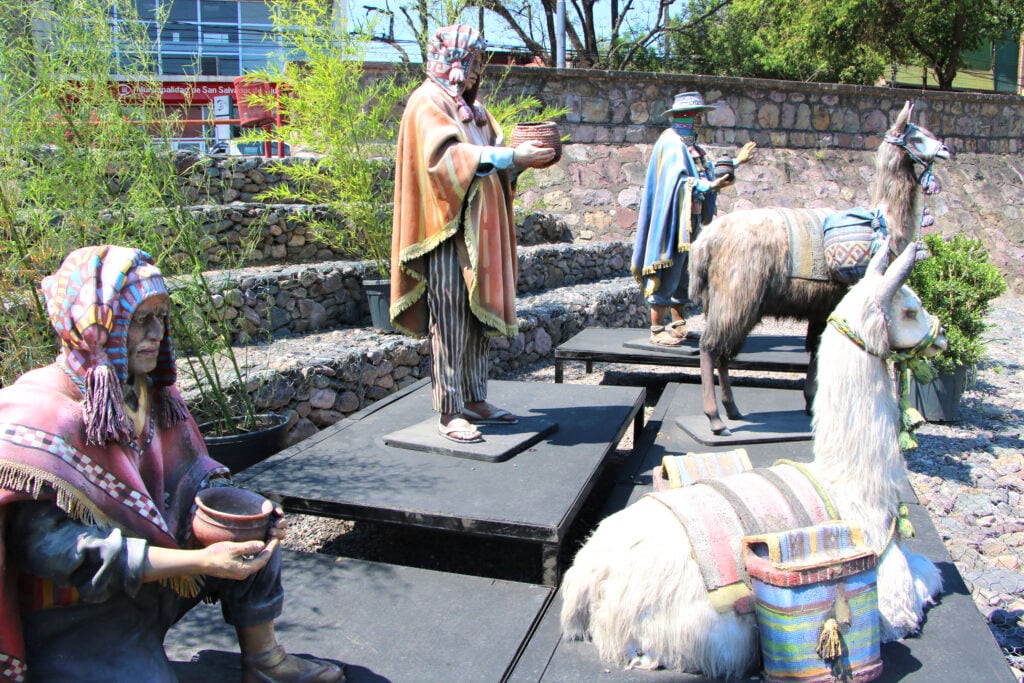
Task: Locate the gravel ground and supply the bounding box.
[282,296,1024,680]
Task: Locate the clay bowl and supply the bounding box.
[510,121,562,168]
[193,487,274,546]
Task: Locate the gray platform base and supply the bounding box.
[385,415,559,462]
[675,384,812,445]
[167,549,552,683]
[622,337,701,356]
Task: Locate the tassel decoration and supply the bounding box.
[82,363,134,445]
[897,502,916,538]
[815,617,844,662]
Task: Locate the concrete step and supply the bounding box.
[177,274,645,446]
[174,241,634,344]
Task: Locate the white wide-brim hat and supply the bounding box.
[663,91,716,116]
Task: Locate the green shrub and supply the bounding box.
[909,233,1007,374]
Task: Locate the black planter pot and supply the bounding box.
[909,365,971,423]
[363,278,395,333]
[200,412,290,474]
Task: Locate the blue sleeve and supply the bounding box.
[9,501,148,601]
[476,146,515,175]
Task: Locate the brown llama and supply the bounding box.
[688,101,949,435]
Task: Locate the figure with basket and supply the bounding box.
[390,24,555,444]
[631,91,756,346]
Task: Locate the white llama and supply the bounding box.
[560,241,946,678]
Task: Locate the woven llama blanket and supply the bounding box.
[778,208,835,281]
[644,462,837,613]
[822,208,887,284]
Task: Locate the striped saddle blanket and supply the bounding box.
[644,461,837,613]
[776,208,835,281]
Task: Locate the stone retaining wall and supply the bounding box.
[180,275,646,445]
[181,241,634,344]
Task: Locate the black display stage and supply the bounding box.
[167,549,552,683]
[509,382,1016,682]
[553,329,809,383]
[674,383,813,446]
[236,379,645,586]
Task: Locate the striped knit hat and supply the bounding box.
[426,24,488,125]
[42,245,188,445]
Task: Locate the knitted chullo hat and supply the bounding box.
[42,245,189,445]
[425,24,488,126]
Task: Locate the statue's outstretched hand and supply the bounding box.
[513,141,556,169]
[735,141,757,165]
[201,537,280,580]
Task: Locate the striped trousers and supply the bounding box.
[426,236,489,414]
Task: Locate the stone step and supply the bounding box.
[174,201,575,268]
[177,274,645,445]
[175,240,633,344]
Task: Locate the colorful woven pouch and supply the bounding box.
[744,522,882,683]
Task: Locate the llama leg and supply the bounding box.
[700,350,730,435]
[717,360,743,420]
[803,318,826,415]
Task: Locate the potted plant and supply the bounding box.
[241,2,409,332]
[907,232,1007,422]
[168,268,290,473]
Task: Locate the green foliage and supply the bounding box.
[484,67,570,144]
[666,0,1024,89]
[245,0,413,277]
[668,0,886,84]
[0,0,188,384]
[909,233,1007,373]
[0,0,260,433]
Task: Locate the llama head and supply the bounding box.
[881,101,950,175]
[833,240,947,358]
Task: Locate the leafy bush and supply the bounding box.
[0,1,261,433]
[909,233,1007,374]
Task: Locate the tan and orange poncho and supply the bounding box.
[389,77,518,338]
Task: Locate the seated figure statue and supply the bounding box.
[0,246,344,682]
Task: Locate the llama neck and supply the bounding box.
[811,329,906,550]
[873,166,922,253]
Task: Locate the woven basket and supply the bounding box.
[744,522,882,683]
[510,121,562,167]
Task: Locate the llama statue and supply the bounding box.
[560,242,946,679]
[689,100,949,435]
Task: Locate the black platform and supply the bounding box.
[553,329,809,383]
[509,382,1016,682]
[237,379,645,586]
[167,550,553,683]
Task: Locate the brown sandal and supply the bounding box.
[649,325,684,346]
[666,320,689,339]
[241,644,345,683]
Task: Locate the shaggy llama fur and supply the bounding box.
[688,101,949,435]
[560,243,945,678]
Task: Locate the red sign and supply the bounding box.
[116,81,236,104]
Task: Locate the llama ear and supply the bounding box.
[892,101,913,134]
[879,241,917,304]
[866,238,891,278]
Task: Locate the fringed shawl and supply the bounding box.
[390,79,518,338]
[631,129,704,295]
[0,364,228,682]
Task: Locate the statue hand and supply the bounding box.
[735,141,757,165]
[512,141,556,169]
[201,537,280,580]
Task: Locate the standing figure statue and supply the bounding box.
[0,246,344,682]
[390,24,554,444]
[631,91,756,346]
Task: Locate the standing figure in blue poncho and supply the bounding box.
[631,91,756,346]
